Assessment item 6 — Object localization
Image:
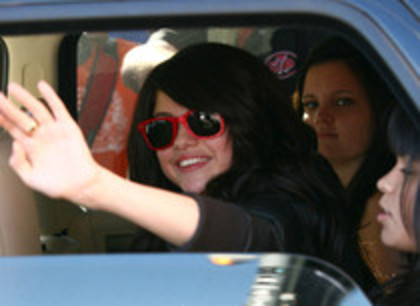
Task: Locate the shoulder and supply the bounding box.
[372,268,420,305]
[239,190,305,226]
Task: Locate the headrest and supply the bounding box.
[121,34,177,93]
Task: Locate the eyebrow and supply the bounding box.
[302,90,353,99]
[153,112,174,117]
[301,94,316,100]
[332,90,353,95]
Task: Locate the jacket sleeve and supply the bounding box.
[174,193,293,252]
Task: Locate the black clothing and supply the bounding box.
[131,158,375,292]
[130,190,320,254]
[370,259,420,306]
[179,192,299,252]
[132,160,344,256]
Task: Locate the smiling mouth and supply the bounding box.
[178,157,209,168]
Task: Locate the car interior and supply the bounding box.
[0,11,416,257]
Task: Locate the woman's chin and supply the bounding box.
[180,181,206,194]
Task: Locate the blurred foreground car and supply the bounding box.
[0,0,418,305]
[0,253,371,305]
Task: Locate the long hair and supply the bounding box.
[127,42,373,288]
[389,107,420,248]
[371,106,420,305]
[128,42,316,195]
[293,37,396,231]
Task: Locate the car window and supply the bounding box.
[1,18,415,256]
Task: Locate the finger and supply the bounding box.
[0,92,39,135]
[37,80,72,121]
[8,82,54,124]
[0,111,31,142]
[9,140,32,182]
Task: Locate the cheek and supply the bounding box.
[209,134,233,170]
[388,202,416,251]
[156,150,173,177]
[303,113,314,126]
[393,228,416,252]
[340,112,374,148]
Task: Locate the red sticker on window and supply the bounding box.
[265,51,298,80]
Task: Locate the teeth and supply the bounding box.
[179,158,208,167]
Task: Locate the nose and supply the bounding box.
[314,104,333,124]
[172,122,198,149]
[377,165,397,193]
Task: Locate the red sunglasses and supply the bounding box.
[137,110,225,150]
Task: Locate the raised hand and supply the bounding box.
[0,81,101,201]
[0,81,200,245]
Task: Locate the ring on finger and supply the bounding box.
[26,120,38,134]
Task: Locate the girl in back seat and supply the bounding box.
[293,37,399,284]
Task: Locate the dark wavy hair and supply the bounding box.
[371,106,420,305]
[293,37,396,232]
[128,42,317,196]
[127,42,374,289]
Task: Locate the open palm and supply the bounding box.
[0,81,100,200]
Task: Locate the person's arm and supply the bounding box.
[175,193,287,252]
[82,166,200,246]
[0,81,199,246]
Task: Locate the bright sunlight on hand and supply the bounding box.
[0,81,100,201]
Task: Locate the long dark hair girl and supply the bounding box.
[372,106,420,305]
[294,37,396,234]
[126,42,375,290]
